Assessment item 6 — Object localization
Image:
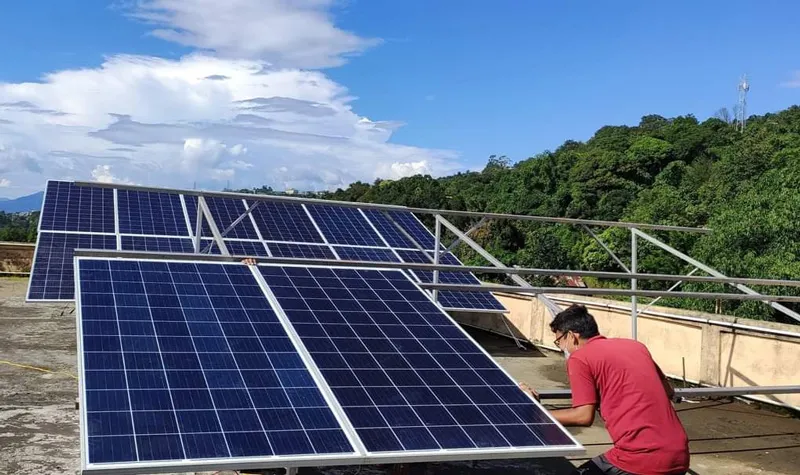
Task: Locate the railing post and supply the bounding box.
[433,215,442,303]
[631,229,638,340]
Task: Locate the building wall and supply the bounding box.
[453,293,800,410]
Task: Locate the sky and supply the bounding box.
[0,0,799,197]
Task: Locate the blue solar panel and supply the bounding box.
[77,259,355,469]
[259,266,571,453]
[395,250,506,312]
[332,246,399,263]
[249,201,324,244]
[306,205,385,247]
[28,232,117,301]
[40,181,115,233]
[204,240,270,256]
[185,197,259,240]
[362,210,416,249]
[117,190,189,236]
[386,212,440,250]
[121,236,194,253]
[267,243,336,260]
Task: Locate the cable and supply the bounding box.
[0,359,78,380]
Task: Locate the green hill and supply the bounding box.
[321,106,800,323]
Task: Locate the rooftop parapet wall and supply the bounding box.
[453,293,800,410]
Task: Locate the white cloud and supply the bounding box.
[90,164,134,184]
[0,54,459,196]
[0,178,10,187]
[229,143,247,156]
[383,160,432,179]
[781,71,800,88]
[0,1,460,197]
[128,0,380,69]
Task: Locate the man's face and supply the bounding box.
[554,330,578,353]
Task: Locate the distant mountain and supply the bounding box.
[0,191,43,213]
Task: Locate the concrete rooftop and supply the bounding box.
[1,277,798,475]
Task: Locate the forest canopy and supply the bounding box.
[317,106,800,323]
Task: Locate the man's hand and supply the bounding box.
[519,382,540,401]
[241,258,257,266]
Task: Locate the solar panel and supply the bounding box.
[306,205,385,247]
[40,181,115,233]
[117,190,189,236]
[204,240,271,257]
[361,210,416,249]
[267,243,336,260]
[249,201,324,244]
[76,259,357,471]
[386,212,440,250]
[332,246,399,263]
[395,250,506,312]
[28,232,117,301]
[259,265,575,454]
[30,182,507,312]
[121,236,194,253]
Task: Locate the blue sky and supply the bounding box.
[0,1,798,197]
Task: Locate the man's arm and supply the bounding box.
[656,364,675,400]
[549,404,596,427]
[519,382,596,426]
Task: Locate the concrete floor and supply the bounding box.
[1,277,798,475]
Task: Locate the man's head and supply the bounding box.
[549,304,600,354]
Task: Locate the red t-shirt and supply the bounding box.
[568,336,690,475]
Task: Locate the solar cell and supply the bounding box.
[385,212,440,250]
[40,181,115,233]
[77,259,356,470]
[121,236,194,253]
[306,205,385,247]
[395,250,506,312]
[249,201,324,244]
[332,246,399,263]
[117,190,189,236]
[28,232,117,301]
[259,265,573,454]
[267,243,336,260]
[204,240,270,257]
[361,210,416,249]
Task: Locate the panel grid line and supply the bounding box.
[379,271,543,446]
[161,263,234,459]
[135,263,190,460]
[304,267,476,450]
[192,263,277,457]
[248,266,369,455]
[262,266,426,451]
[105,260,141,462]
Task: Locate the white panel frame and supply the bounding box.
[73,256,583,474]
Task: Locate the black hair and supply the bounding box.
[549,304,600,339]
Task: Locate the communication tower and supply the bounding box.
[736,74,749,132]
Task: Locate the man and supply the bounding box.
[521,304,690,475]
